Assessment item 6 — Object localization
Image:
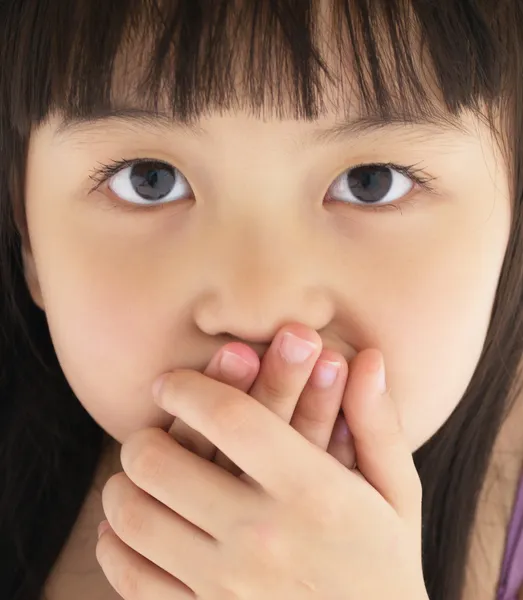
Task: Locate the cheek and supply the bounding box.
[34,218,508,450]
[365,218,509,450]
[24,129,511,451]
[33,244,183,442]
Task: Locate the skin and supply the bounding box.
[23,99,511,597]
[94,348,429,599]
[169,323,354,475]
[24,109,510,454]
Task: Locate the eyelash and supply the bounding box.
[88,157,438,214]
[325,161,438,214]
[88,158,181,212]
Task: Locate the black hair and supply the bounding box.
[1,2,522,599]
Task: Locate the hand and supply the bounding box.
[97,349,428,600]
[169,323,355,474]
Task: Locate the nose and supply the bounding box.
[192,229,334,345]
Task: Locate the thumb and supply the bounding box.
[342,349,422,521]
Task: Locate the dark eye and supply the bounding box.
[108,160,191,205]
[328,164,414,206]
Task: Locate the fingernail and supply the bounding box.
[313,360,340,388]
[279,332,317,364]
[219,351,252,380]
[98,520,110,539]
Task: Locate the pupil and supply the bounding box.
[130,161,176,201]
[347,165,392,203]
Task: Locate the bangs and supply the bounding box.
[1,0,506,131]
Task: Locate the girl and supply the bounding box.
[1,1,522,599]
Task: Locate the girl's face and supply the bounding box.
[23,104,510,451]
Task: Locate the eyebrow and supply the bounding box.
[310,113,468,143]
[54,108,206,138]
[54,107,467,142]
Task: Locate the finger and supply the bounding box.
[213,323,322,475]
[326,411,357,469]
[247,323,322,421]
[120,428,260,540]
[289,349,347,450]
[101,471,219,593]
[96,521,195,600]
[168,343,260,462]
[153,371,331,501]
[341,349,422,521]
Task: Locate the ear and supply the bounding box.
[21,244,45,310]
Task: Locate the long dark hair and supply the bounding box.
[1,2,522,599]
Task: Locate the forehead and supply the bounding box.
[11,0,502,159]
[47,0,451,127]
[51,3,467,146]
[50,106,469,154]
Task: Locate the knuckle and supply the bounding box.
[102,472,132,515]
[115,562,142,599]
[227,519,291,587]
[257,373,287,401]
[114,494,147,539]
[298,478,345,525]
[122,430,168,484]
[305,495,340,528]
[297,405,331,427]
[169,368,198,394]
[368,416,403,445]
[237,518,281,555]
[211,394,250,434]
[157,369,197,406]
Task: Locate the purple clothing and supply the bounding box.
[497,471,523,599]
